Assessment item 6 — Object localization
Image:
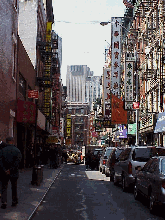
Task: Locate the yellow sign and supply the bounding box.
[46,136,58,144]
[67,119,71,127]
[67,114,71,118]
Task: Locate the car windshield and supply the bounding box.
[132,148,152,162]
[161,159,165,174]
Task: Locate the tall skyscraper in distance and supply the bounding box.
[66,65,101,110]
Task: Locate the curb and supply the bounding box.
[27,165,64,220]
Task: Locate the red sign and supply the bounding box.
[111,94,127,124]
[28,90,39,99]
[17,100,36,124]
[133,102,139,109]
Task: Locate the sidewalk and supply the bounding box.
[0,164,63,220]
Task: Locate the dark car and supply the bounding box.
[105,147,125,179]
[134,156,165,213]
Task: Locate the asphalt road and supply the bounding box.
[33,163,165,220]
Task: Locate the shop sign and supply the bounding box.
[133,102,139,109]
[128,123,136,135]
[28,90,39,99]
[17,100,36,124]
[46,136,58,144]
[124,61,134,110]
[111,17,122,97]
[118,125,127,138]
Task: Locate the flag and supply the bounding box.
[111,94,127,124]
[123,0,134,8]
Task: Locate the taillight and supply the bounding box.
[128,162,132,174]
[162,181,165,189]
[103,160,106,165]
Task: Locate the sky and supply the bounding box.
[52,0,126,86]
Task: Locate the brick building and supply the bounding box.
[0,0,18,142]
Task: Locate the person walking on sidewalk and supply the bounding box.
[0,137,22,209]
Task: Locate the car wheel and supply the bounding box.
[134,182,140,200]
[122,175,127,192]
[149,191,156,214]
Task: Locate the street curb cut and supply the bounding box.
[27,165,64,220]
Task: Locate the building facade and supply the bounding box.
[0,0,18,142]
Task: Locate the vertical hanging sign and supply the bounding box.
[111,17,122,98]
[124,61,134,110]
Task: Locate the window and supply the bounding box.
[119,148,131,161]
[12,42,17,80]
[132,148,152,162]
[13,0,17,9]
[148,159,159,173]
[142,159,153,172]
[161,159,165,174]
[19,73,26,99]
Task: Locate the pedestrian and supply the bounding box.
[85,150,92,170]
[0,137,22,209]
[0,136,7,198]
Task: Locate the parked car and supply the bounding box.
[105,147,125,179]
[99,147,115,174]
[134,156,165,213]
[113,146,165,192]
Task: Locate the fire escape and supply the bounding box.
[51,33,61,134]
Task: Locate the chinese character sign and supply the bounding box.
[111,17,122,98]
[124,61,134,110]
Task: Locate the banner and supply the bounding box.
[17,100,36,124]
[111,17,122,97]
[124,61,134,110]
[111,94,127,124]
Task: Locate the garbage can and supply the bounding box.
[31,166,43,186]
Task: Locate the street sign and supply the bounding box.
[28,90,39,99]
[133,102,139,109]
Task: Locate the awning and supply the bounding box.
[154,112,165,133]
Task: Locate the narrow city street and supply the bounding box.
[33,163,164,220]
